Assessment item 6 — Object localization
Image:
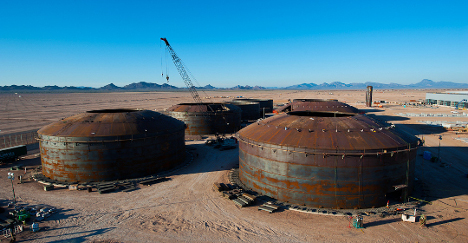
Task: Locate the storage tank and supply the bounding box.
[167,103,241,136]
[233,99,274,113]
[228,100,261,121]
[237,111,420,209]
[38,109,185,183]
[291,99,360,113]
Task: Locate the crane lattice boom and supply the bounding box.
[161,38,206,109]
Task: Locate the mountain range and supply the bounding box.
[1,79,466,92]
[283,79,468,90]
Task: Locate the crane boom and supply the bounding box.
[160,38,206,110]
[456,99,467,110]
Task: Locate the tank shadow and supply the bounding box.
[367,112,448,135]
[368,114,410,121]
[171,143,239,176]
[412,145,468,202]
[359,108,385,113]
[396,124,446,135]
[31,227,115,243]
[364,218,401,227]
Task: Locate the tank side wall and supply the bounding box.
[168,111,241,135]
[40,130,185,183]
[238,139,416,209]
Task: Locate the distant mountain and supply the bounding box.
[196,84,217,90]
[284,79,468,90]
[406,79,468,89]
[0,82,179,92]
[1,79,466,92]
[229,85,266,90]
[0,85,41,91]
[100,83,121,90]
[285,83,318,89]
[123,81,178,90]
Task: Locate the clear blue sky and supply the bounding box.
[1,1,467,88]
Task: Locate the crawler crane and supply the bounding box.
[160,38,213,112]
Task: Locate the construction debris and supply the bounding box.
[232,193,255,208]
[352,215,364,228]
[258,202,279,213]
[139,177,168,186]
[213,182,228,192]
[205,137,238,151]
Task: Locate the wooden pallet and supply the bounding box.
[258,203,279,213]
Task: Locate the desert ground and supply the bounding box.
[0,89,468,242]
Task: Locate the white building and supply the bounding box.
[426,91,468,108]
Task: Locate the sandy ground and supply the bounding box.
[0,89,467,242]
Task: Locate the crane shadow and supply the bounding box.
[426,217,464,227]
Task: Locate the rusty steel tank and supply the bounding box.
[233,99,274,113]
[38,109,185,183]
[291,99,360,113]
[237,111,420,209]
[228,100,261,121]
[167,103,241,136]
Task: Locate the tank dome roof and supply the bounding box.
[238,111,419,153]
[38,109,185,138]
[167,103,241,113]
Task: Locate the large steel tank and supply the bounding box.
[237,111,420,209]
[228,101,261,121]
[233,99,274,113]
[38,109,185,183]
[291,99,360,113]
[167,103,241,136]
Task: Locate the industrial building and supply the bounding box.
[426,91,468,109]
[167,103,241,136]
[237,110,420,209]
[38,109,186,183]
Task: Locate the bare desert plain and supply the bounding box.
[1,89,468,243]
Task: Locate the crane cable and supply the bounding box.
[161,41,211,106]
[182,59,211,103]
[165,45,169,82]
[160,40,164,79]
[160,39,169,82]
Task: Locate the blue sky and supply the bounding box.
[0,1,467,88]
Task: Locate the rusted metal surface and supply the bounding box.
[0,129,38,149]
[167,103,241,135]
[228,101,261,121]
[273,103,291,114]
[274,99,359,114]
[233,99,274,113]
[366,86,373,107]
[292,99,360,113]
[237,111,420,209]
[38,109,186,183]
